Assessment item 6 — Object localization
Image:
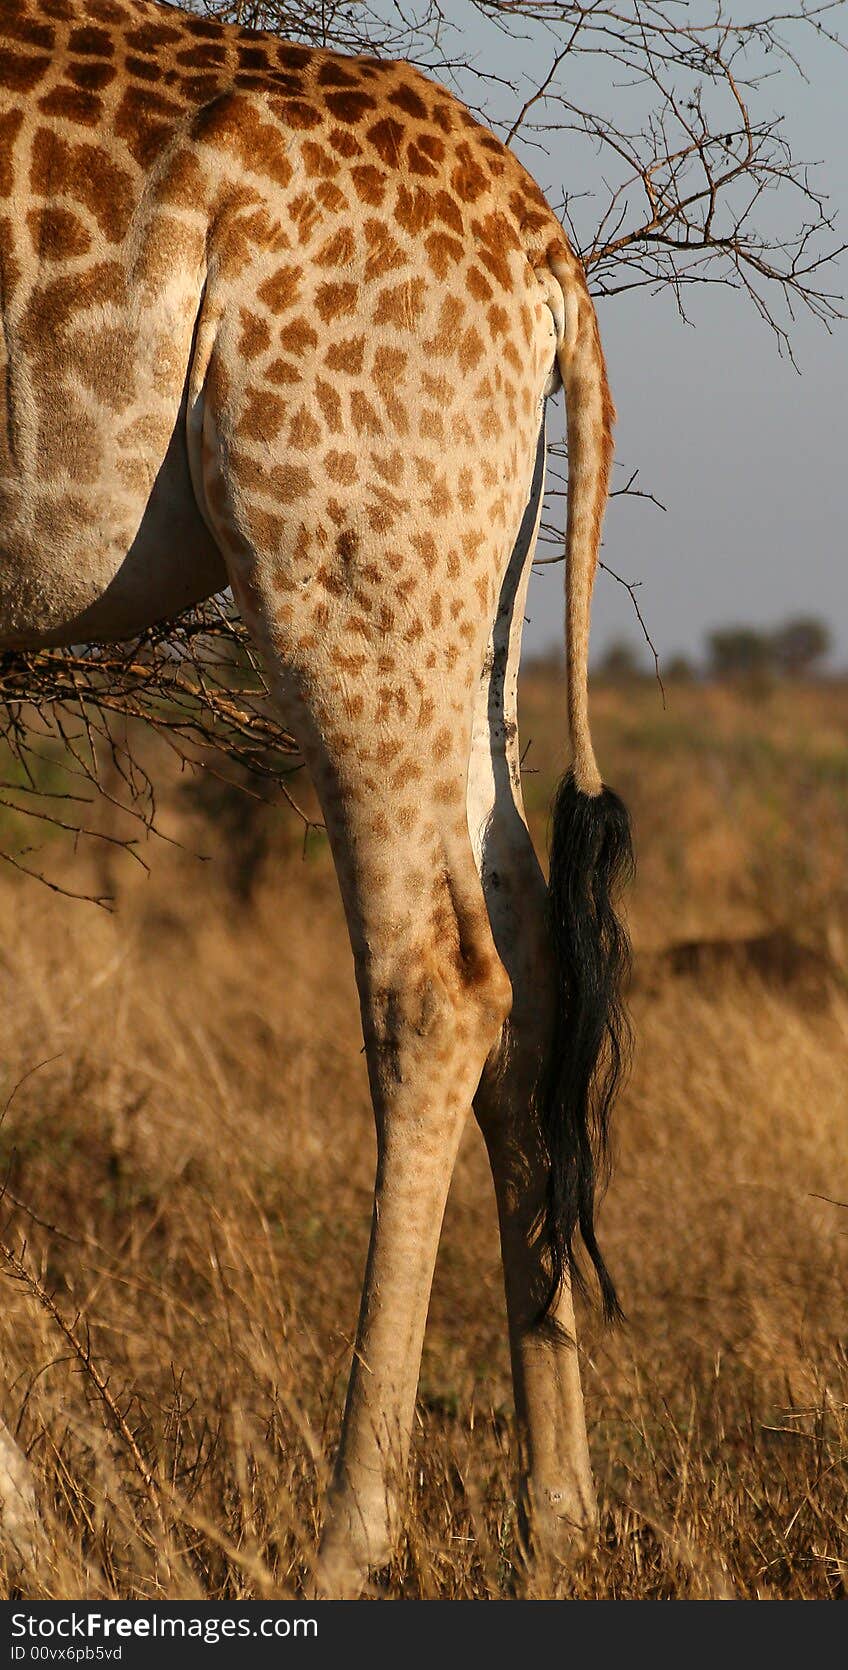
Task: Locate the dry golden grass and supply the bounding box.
[0,672,845,1599]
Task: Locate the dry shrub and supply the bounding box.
[0,676,845,1598]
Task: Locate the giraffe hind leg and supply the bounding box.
[223,557,513,1595]
[468,417,598,1562]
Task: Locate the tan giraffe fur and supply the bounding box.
[0,0,621,1593]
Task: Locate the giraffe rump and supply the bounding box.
[541,770,634,1324]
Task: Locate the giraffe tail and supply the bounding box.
[538,253,634,1323]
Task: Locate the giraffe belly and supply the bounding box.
[0,398,227,650]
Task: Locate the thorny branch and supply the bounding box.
[0,601,307,901]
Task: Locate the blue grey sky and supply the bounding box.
[431,3,847,671]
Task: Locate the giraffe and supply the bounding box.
[0,0,633,1594]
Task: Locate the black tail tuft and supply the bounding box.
[541,769,634,1324]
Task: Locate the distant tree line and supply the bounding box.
[594,616,834,684]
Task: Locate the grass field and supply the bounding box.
[0,670,845,1600]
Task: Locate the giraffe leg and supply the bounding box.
[474,859,598,1563]
[312,772,511,1595]
[220,576,512,1595]
[468,421,597,1562]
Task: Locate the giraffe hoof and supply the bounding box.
[313,1493,395,1598]
[311,1541,370,1600]
[518,1478,598,1567]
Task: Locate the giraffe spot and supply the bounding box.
[128,52,168,81]
[115,85,181,163]
[502,338,522,374]
[279,318,318,355]
[39,81,104,124]
[0,216,20,308]
[324,335,365,376]
[272,97,322,130]
[0,108,23,197]
[27,205,90,261]
[457,467,475,513]
[473,231,517,291]
[335,529,359,568]
[68,25,113,54]
[427,477,454,514]
[424,231,463,279]
[301,140,338,180]
[315,281,358,324]
[422,371,452,405]
[465,264,492,303]
[269,463,314,503]
[66,321,139,412]
[411,531,438,572]
[52,142,135,242]
[363,218,406,283]
[194,95,294,189]
[66,57,116,89]
[425,295,465,357]
[325,450,357,485]
[458,326,485,371]
[388,81,428,120]
[286,192,321,245]
[315,226,356,267]
[238,389,287,442]
[137,216,203,286]
[366,116,405,167]
[275,42,313,72]
[257,263,303,315]
[390,758,422,791]
[23,260,124,342]
[406,140,439,179]
[151,145,203,210]
[315,179,347,214]
[238,45,272,72]
[373,279,426,328]
[366,500,399,535]
[313,378,343,432]
[451,411,474,447]
[349,164,386,207]
[265,359,300,386]
[317,60,360,88]
[371,450,403,486]
[36,388,101,482]
[325,89,377,124]
[419,409,444,444]
[288,405,322,451]
[327,126,361,159]
[234,453,314,505]
[180,72,226,102]
[350,391,382,438]
[185,13,228,38]
[0,14,55,48]
[251,508,286,553]
[176,42,227,68]
[395,184,435,237]
[373,345,407,390]
[125,22,182,52]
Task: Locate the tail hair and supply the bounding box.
[541,770,634,1323]
[538,247,633,1323]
